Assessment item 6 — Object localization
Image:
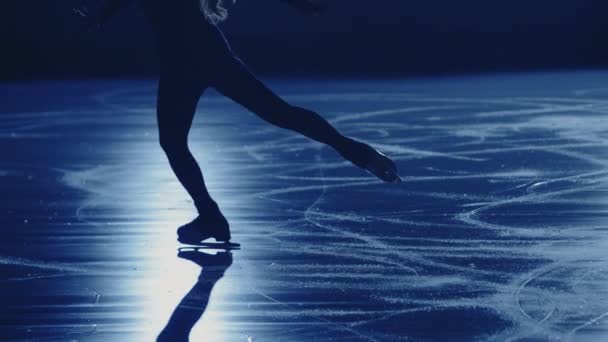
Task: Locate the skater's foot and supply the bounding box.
[339,138,402,183]
[177,202,231,244]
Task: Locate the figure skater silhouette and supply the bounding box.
[76,0,401,244]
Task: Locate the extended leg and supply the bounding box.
[212,58,402,183]
[213,58,349,150]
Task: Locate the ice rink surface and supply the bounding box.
[1,71,607,341]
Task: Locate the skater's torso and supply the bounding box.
[136,0,233,71]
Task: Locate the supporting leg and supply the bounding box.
[156,76,216,214]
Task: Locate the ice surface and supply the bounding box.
[0,72,607,341]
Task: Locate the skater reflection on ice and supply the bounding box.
[157,249,233,342]
[75,0,401,245]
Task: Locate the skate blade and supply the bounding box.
[178,241,241,250]
[178,235,232,244]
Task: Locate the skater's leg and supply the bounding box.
[157,75,231,241]
[157,76,215,213]
[212,58,402,182]
[213,58,349,150]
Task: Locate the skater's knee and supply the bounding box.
[282,105,314,128]
[262,103,300,129]
[251,101,315,132]
[159,134,188,155]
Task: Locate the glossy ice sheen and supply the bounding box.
[1,72,607,341]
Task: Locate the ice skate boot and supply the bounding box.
[177,202,231,244]
[340,138,402,183]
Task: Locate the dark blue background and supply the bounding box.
[2,0,607,79]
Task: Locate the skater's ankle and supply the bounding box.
[195,199,219,214]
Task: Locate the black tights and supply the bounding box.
[157,57,349,214]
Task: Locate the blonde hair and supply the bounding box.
[200,0,236,24]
